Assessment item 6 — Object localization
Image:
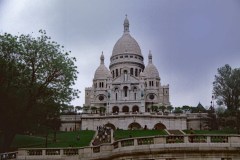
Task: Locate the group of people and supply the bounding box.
[92,125,111,146]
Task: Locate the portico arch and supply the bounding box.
[154,123,166,130]
[122,106,129,112]
[132,105,139,112]
[128,122,141,130]
[112,106,119,113]
[105,123,116,130]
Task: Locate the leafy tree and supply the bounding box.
[213,64,240,111]
[182,105,191,113]
[173,107,183,113]
[166,105,174,113]
[0,30,79,151]
[75,106,83,113]
[99,107,106,114]
[158,105,166,112]
[213,64,240,132]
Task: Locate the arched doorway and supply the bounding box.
[154,123,166,130]
[105,123,116,130]
[128,122,141,130]
[112,106,119,113]
[122,106,129,113]
[132,105,139,113]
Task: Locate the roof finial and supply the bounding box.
[123,15,129,33]
[100,51,104,64]
[148,50,152,63]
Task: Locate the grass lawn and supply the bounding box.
[1,130,95,149]
[114,129,167,140]
[183,129,238,135]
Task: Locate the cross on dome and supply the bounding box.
[100,51,104,64]
[148,50,152,63]
[124,14,129,33]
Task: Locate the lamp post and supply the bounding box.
[74,106,76,131]
[199,110,202,130]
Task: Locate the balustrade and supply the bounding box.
[17,135,240,160]
[27,149,42,156]
[121,139,134,147]
[188,135,207,143]
[63,149,78,155]
[92,146,100,153]
[137,137,154,145]
[166,136,184,143]
[46,149,60,155]
[211,136,228,143]
[113,142,119,149]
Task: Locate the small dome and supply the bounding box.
[143,51,160,78]
[94,53,110,79]
[94,64,110,79]
[144,63,159,78]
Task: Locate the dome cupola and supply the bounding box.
[143,51,160,78]
[110,16,144,70]
[94,52,111,79]
[124,15,130,33]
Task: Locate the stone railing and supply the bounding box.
[0,151,18,159]
[17,134,240,160]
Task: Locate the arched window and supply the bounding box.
[123,86,128,97]
[135,68,138,77]
[116,93,117,100]
[112,106,119,113]
[113,70,115,78]
[134,93,137,100]
[130,68,133,75]
[132,106,139,112]
[116,69,118,77]
[122,106,129,112]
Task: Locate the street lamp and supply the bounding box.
[199,110,202,130]
[74,106,76,131]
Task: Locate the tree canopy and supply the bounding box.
[0,30,79,151]
[213,64,240,111]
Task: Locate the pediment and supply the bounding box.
[112,74,139,84]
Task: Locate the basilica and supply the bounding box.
[60,17,191,131]
[84,16,170,114]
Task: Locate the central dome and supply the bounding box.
[112,33,142,56]
[111,16,142,57]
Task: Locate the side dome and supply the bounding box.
[94,53,110,79]
[143,51,160,78]
[144,63,159,78]
[112,34,142,56]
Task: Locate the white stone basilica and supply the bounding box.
[60,17,190,131]
[84,16,170,114]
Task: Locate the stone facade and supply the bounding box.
[59,17,212,132]
[84,16,170,115]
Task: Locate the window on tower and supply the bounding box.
[123,86,128,97]
[135,68,138,77]
[116,69,118,77]
[130,68,133,75]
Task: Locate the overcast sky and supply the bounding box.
[1,0,240,108]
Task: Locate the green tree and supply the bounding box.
[166,105,174,113]
[0,30,79,151]
[173,107,183,113]
[213,64,240,111]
